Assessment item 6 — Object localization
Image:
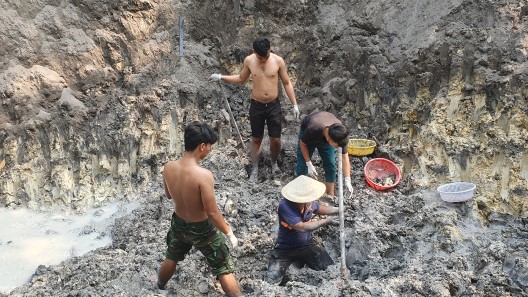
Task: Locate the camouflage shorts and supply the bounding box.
[165,213,235,276]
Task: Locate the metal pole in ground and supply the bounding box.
[217,81,246,150]
[179,16,184,56]
[337,147,347,275]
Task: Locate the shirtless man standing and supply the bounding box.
[210,37,300,181]
[157,122,242,297]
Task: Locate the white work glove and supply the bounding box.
[209,73,222,81]
[226,229,238,248]
[292,104,300,120]
[306,161,318,179]
[344,176,353,193]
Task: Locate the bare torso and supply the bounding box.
[163,158,210,222]
[247,53,282,103]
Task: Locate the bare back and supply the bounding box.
[162,158,213,222]
[246,53,285,103]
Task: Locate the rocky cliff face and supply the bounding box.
[1,0,526,213]
[1,0,528,296]
[0,0,187,209]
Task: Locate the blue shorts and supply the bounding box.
[295,129,337,182]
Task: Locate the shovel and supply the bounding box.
[217,81,246,150]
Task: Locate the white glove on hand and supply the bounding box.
[292,104,300,120]
[306,161,318,179]
[226,229,238,248]
[344,176,353,193]
[209,73,222,81]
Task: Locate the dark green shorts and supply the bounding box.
[165,213,235,276]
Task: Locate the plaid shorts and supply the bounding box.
[165,213,235,276]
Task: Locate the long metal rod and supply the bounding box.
[233,0,240,17]
[337,147,346,275]
[217,81,246,150]
[179,16,184,56]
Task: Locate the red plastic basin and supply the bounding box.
[364,158,402,191]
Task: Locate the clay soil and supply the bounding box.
[1,0,528,296]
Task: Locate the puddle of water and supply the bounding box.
[0,201,139,294]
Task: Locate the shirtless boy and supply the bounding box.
[210,37,300,181]
[157,122,241,296]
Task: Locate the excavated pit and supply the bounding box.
[0,0,527,296]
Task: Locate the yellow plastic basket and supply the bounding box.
[348,139,376,156]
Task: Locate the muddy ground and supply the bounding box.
[4,142,528,296]
[1,0,528,296]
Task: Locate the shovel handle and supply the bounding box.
[217,81,246,150]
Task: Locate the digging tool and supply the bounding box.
[217,81,246,150]
[337,147,348,277]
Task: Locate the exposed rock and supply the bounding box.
[1,0,527,296]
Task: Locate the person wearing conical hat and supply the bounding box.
[265,175,339,285]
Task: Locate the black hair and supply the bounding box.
[253,37,271,57]
[328,123,348,148]
[184,122,218,151]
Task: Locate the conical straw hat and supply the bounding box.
[281,175,326,203]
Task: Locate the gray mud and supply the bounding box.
[1,0,527,296]
[6,144,528,296]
